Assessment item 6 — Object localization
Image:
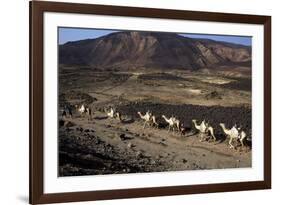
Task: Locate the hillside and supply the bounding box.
[59,31,251,70]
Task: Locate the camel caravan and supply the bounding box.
[125,109,247,150]
[136,111,248,150]
[61,103,249,150]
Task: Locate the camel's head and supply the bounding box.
[137,111,141,115]
[192,119,196,123]
[219,123,225,127]
[162,115,165,118]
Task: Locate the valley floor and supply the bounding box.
[59,68,252,176]
[59,110,251,176]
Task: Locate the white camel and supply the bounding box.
[239,130,247,147]
[137,111,151,129]
[219,123,240,149]
[76,104,92,120]
[171,117,180,132]
[205,122,216,141]
[237,126,247,147]
[146,111,158,128]
[192,119,207,141]
[151,115,159,128]
[78,104,86,114]
[162,115,180,132]
[106,107,115,118]
[115,112,122,122]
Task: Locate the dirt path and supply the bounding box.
[59,112,251,176]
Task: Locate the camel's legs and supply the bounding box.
[229,137,234,149]
[240,138,244,147]
[154,121,159,128]
[210,130,216,141]
[143,122,147,129]
[199,133,201,141]
[173,125,177,132]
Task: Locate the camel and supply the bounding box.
[219,123,240,149]
[192,119,207,141]
[151,115,159,128]
[205,122,216,141]
[106,107,115,118]
[237,126,247,147]
[162,115,180,132]
[137,111,158,128]
[61,105,73,119]
[171,117,180,132]
[85,107,92,121]
[192,119,206,132]
[115,112,122,122]
[137,111,151,129]
[76,104,92,120]
[145,111,159,128]
[78,104,86,115]
[61,109,67,119]
[239,130,247,147]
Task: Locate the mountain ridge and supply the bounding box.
[59,31,251,70]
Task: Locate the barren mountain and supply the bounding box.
[59,31,251,70]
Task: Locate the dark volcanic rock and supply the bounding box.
[58,128,161,176]
[59,120,65,127]
[64,121,75,127]
[117,102,252,137]
[205,91,222,100]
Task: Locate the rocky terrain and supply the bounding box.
[59,107,251,176]
[58,31,252,176]
[58,69,252,177]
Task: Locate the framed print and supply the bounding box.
[29,0,271,204]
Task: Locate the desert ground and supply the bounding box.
[58,66,252,176]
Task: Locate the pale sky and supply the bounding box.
[59,27,252,46]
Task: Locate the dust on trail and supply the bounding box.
[59,111,251,176]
